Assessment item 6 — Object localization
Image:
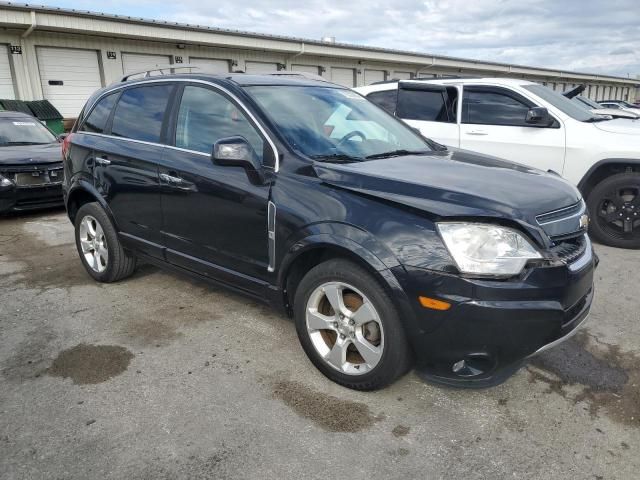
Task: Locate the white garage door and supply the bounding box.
[37,47,102,118]
[393,71,412,80]
[292,64,320,76]
[0,45,15,99]
[364,69,385,85]
[189,57,229,74]
[122,53,172,77]
[245,61,279,73]
[331,68,355,88]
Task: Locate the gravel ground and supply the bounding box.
[1,209,638,480]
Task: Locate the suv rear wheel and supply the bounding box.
[587,172,640,249]
[74,202,137,282]
[293,259,412,390]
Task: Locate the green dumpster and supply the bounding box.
[26,100,65,135]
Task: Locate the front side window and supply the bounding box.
[246,85,430,160]
[367,90,398,114]
[523,84,593,122]
[462,89,532,126]
[81,93,118,134]
[111,85,173,143]
[0,117,56,146]
[175,86,264,161]
[396,88,453,123]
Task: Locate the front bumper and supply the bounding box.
[393,237,596,388]
[0,165,64,213]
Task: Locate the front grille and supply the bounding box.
[1,164,63,187]
[536,200,587,239]
[548,234,587,264]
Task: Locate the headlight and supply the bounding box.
[0,174,14,188]
[437,223,542,276]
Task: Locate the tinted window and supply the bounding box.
[175,86,264,161]
[111,85,172,142]
[367,90,397,114]
[463,89,531,126]
[0,117,56,145]
[81,93,118,134]
[523,84,593,122]
[396,88,453,123]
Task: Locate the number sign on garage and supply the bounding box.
[36,47,103,117]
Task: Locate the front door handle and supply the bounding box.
[466,130,488,136]
[95,156,111,165]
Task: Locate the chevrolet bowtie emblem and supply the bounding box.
[579,214,590,230]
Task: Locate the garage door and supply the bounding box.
[245,61,279,74]
[122,53,172,77]
[189,57,229,74]
[0,45,15,99]
[292,64,320,76]
[37,47,102,118]
[331,68,355,88]
[393,71,412,80]
[364,69,385,85]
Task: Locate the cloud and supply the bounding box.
[35,0,640,77]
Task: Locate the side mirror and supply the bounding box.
[525,107,553,127]
[212,136,265,183]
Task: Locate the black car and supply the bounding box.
[62,73,595,390]
[0,111,64,213]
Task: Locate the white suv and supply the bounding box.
[356,78,640,249]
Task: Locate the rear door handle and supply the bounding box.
[466,130,488,136]
[160,173,184,184]
[95,156,111,165]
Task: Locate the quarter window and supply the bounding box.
[175,86,264,162]
[81,93,118,134]
[367,90,398,114]
[462,89,532,126]
[111,85,173,143]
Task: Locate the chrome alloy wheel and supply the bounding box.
[78,215,108,273]
[305,282,384,375]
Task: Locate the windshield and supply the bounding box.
[574,96,602,109]
[523,84,594,122]
[620,100,637,108]
[246,85,432,161]
[0,118,57,146]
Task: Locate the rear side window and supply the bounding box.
[367,90,397,114]
[396,88,455,123]
[175,86,264,161]
[462,89,532,126]
[111,85,173,143]
[81,93,118,134]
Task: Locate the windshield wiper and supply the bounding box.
[0,141,49,146]
[365,149,431,160]
[311,153,364,163]
[585,116,611,123]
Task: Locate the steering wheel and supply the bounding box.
[336,130,367,146]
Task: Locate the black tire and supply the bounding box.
[586,172,640,249]
[293,258,412,391]
[74,202,137,282]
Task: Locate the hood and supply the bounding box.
[0,142,62,166]
[313,149,581,225]
[593,117,640,134]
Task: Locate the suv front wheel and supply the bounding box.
[587,172,640,249]
[74,202,137,282]
[293,259,412,390]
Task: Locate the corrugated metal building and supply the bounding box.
[0,2,637,117]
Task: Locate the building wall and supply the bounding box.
[0,24,636,117]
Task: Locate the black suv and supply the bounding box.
[63,73,595,390]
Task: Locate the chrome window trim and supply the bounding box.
[79,78,280,171]
[80,131,212,157]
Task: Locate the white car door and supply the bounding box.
[459,86,565,173]
[395,82,461,147]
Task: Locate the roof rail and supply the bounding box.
[120,64,202,82]
[260,71,336,84]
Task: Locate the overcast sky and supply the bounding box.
[34,0,639,77]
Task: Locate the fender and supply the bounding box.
[65,174,119,230]
[577,158,640,193]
